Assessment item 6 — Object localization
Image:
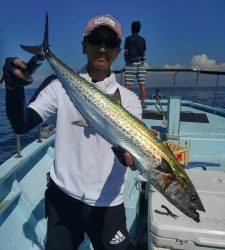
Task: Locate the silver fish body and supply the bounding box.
[47,51,205,222]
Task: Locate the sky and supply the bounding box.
[1,0,225,87]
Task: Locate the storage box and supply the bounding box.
[163,141,189,166]
[148,170,225,250]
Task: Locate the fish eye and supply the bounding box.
[191,195,197,203]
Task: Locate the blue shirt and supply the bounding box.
[124,33,146,62]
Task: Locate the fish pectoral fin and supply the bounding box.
[71,119,89,127]
[110,88,122,104]
[155,159,173,174]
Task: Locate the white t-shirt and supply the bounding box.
[28,66,142,206]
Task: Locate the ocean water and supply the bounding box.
[0,86,225,165]
[0,88,55,164]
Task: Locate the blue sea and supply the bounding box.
[1,86,225,165]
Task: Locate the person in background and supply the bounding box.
[3,14,142,250]
[124,21,147,107]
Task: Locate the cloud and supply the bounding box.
[162,54,225,71]
[162,63,186,69]
[191,54,225,71]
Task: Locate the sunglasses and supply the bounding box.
[86,33,121,48]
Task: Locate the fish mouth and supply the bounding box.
[187,200,206,223]
[196,203,206,212]
[188,206,200,223]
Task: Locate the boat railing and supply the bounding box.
[15,124,55,159]
[16,135,22,158]
[12,67,225,160]
[113,67,225,106]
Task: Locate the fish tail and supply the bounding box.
[20,12,49,58]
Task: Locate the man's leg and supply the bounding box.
[124,64,135,89]
[137,64,147,107]
[139,83,146,107]
[86,203,130,250]
[45,182,85,250]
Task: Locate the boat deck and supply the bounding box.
[144,99,225,171]
[0,98,225,250]
[0,135,141,250]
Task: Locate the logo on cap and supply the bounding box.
[84,14,122,39]
[94,16,116,28]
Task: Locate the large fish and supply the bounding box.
[21,14,205,222]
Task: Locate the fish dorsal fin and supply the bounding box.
[111,88,122,105]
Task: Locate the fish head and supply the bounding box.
[163,174,205,222]
[158,158,205,222]
[142,158,205,222]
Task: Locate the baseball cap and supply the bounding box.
[84,14,122,39]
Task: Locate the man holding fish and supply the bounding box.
[3,14,143,250]
[3,12,205,250]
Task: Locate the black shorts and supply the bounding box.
[45,180,131,250]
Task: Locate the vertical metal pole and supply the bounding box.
[213,75,219,107]
[166,96,181,142]
[37,124,43,143]
[194,71,199,102]
[15,135,22,158]
[173,72,178,96]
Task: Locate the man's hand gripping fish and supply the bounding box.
[21,13,205,222]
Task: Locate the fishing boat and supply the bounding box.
[0,68,225,250]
